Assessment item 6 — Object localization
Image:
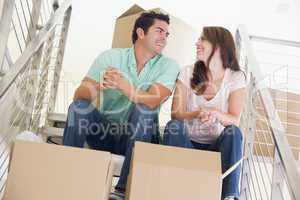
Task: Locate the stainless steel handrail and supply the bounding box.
[0,0,72,98]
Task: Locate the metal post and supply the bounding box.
[26,0,43,44]
[271,150,285,200]
[30,0,63,131]
[240,74,258,200]
[22,0,43,130]
[47,6,72,115]
[30,29,55,131]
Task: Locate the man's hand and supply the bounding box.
[102,67,172,109]
[74,77,106,102]
[102,67,129,91]
[95,82,106,91]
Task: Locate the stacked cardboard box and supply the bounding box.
[112,4,197,67]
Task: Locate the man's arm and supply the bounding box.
[103,68,172,109]
[120,82,171,110]
[78,49,112,103]
[73,77,105,104]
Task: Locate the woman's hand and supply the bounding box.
[197,107,221,124]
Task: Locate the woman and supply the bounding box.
[163,26,246,200]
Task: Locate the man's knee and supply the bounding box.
[129,104,158,129]
[69,99,94,111]
[130,104,157,119]
[127,104,158,141]
[66,99,97,128]
[165,119,185,135]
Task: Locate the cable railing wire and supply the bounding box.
[25,0,34,29]
[14,4,27,44]
[19,0,31,41]
[252,137,272,193]
[11,20,23,53]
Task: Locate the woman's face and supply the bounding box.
[196,34,213,63]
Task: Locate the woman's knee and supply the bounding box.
[163,120,192,147]
[223,125,243,140]
[164,119,188,141]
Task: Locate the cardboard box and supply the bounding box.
[126,142,223,200]
[112,4,197,68]
[4,140,114,200]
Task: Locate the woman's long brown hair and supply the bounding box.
[190,26,241,94]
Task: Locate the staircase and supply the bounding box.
[42,112,66,137]
[236,25,300,199]
[0,0,72,197]
[0,1,300,199]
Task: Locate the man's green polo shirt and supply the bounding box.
[86,46,180,123]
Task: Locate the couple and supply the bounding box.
[63,11,246,200]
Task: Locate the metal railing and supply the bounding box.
[51,79,79,114]
[0,0,72,197]
[236,25,300,200]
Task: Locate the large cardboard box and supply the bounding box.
[4,140,114,200]
[126,142,223,200]
[112,4,197,67]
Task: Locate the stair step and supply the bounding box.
[48,112,67,123]
[112,154,124,177]
[42,126,64,137]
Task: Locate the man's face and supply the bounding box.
[140,19,170,54]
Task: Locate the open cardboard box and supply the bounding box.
[126,142,243,200]
[4,140,114,200]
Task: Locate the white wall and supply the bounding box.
[55,0,300,115]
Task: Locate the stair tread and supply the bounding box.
[48,112,67,122]
[42,126,64,136]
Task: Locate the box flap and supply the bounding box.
[118,4,145,19]
[149,7,166,14]
[134,142,221,173]
[4,140,113,200]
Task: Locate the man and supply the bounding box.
[62,11,180,199]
